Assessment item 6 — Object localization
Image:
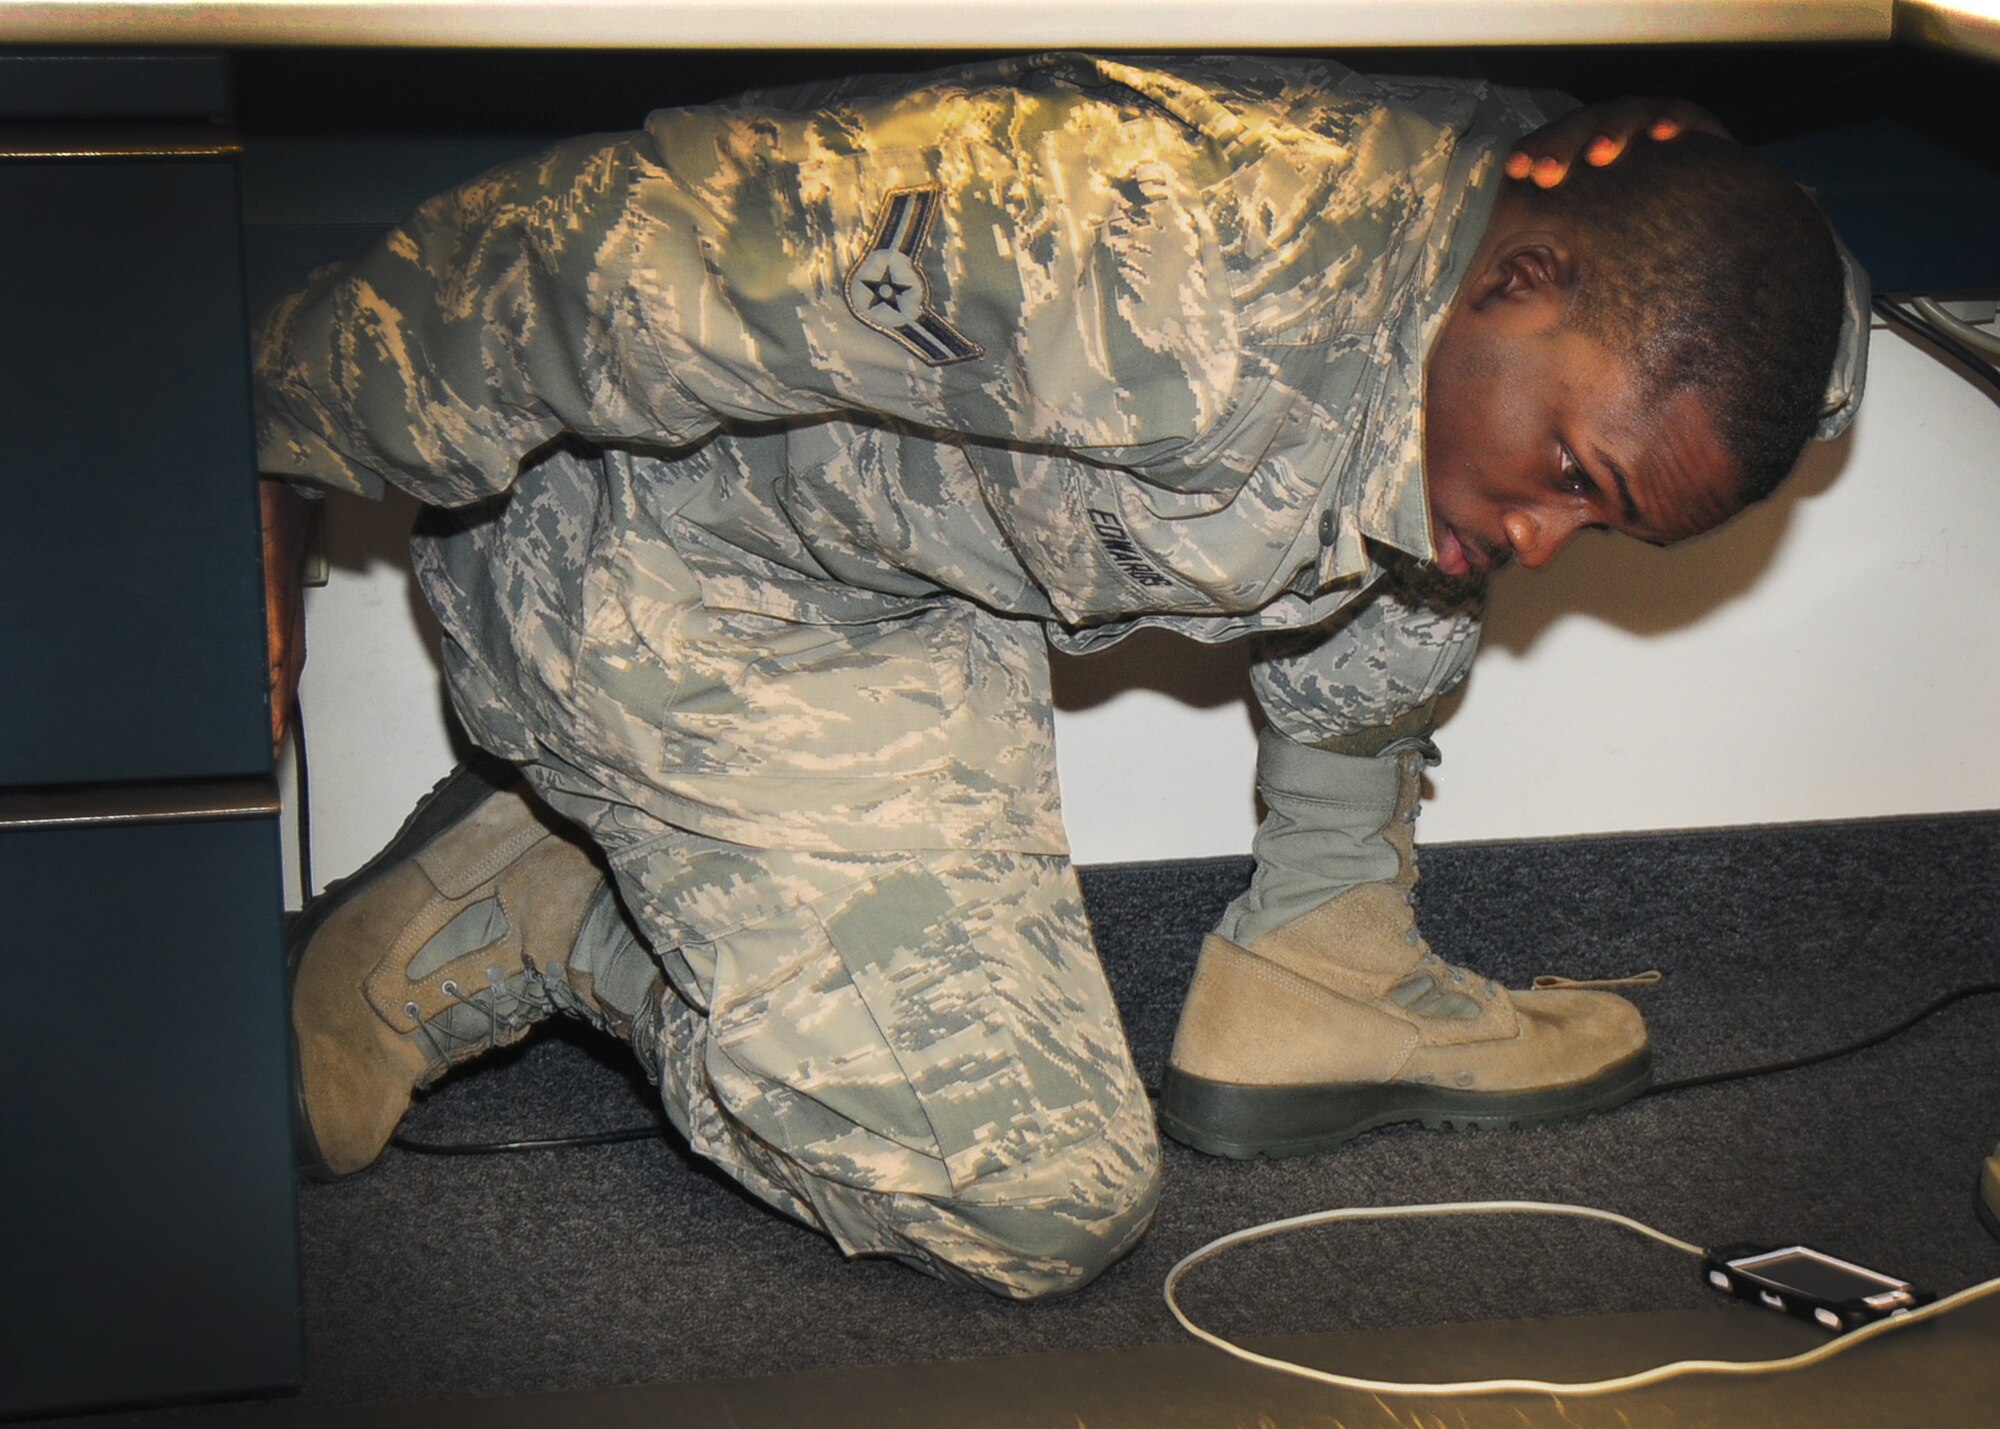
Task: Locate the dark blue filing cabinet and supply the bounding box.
[0,54,302,1416]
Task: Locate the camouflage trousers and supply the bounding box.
[407,451,1157,1298]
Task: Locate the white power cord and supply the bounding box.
[1164,1198,2000,1397]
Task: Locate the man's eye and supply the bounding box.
[1556,445,1592,497]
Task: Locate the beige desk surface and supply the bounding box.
[1899,0,2000,61]
[0,0,1900,51]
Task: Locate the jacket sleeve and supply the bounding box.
[1248,561,1485,748]
[252,81,1245,505]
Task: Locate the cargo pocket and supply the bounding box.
[700,858,1114,1196]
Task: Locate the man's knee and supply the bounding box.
[904,1085,1164,1301]
[621,839,1164,1298]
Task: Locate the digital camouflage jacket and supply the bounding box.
[253,52,1568,654]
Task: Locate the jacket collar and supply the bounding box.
[1353,143,1504,567]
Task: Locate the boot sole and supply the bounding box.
[1156,1050,1653,1160]
[287,755,520,1182]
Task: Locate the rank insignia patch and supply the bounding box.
[845,186,983,367]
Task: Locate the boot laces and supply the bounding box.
[1382,740,1486,988]
[404,964,554,1073]
[1405,930,1499,997]
[1386,739,1433,865]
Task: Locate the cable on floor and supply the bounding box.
[1162,1198,2000,1397]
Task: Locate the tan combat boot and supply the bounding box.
[1160,743,1650,1158]
[290,758,612,1179]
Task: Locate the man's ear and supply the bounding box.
[1465,235,1574,315]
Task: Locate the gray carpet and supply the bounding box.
[243,811,2000,1409]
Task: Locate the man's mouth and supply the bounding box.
[1433,522,1511,579]
[1434,523,1470,577]
[1435,523,1487,578]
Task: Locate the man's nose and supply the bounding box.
[1501,508,1586,570]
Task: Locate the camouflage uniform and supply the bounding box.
[254,53,1567,1295]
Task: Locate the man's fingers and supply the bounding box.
[1582,98,1652,164]
[1507,104,1602,186]
[1508,98,1732,189]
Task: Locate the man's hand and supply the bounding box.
[260,477,312,754]
[1506,98,1731,189]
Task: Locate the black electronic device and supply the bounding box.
[1702,1242,1936,1333]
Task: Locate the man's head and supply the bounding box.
[1423,132,1846,577]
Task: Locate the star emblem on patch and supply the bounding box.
[852,252,923,322]
[843,186,983,367]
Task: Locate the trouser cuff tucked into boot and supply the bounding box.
[1216,728,1433,948]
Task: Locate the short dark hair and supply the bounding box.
[1528,133,1845,507]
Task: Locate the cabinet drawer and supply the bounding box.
[0,156,269,787]
[0,814,300,1413]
